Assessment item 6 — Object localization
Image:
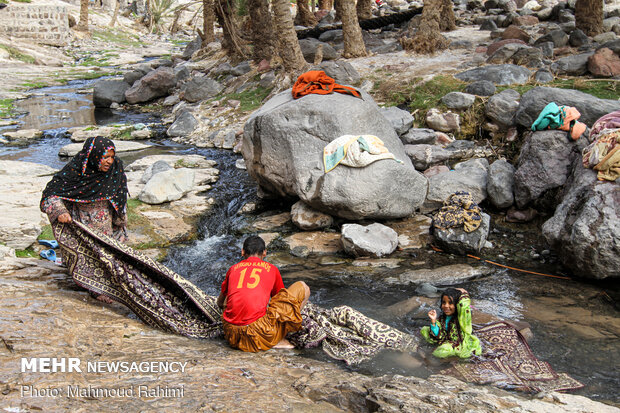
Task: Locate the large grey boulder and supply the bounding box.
[299,38,339,62]
[93,79,130,108]
[167,111,198,137]
[405,144,454,170]
[487,159,515,208]
[380,106,414,136]
[125,67,176,104]
[485,89,520,127]
[182,36,202,60]
[514,87,620,128]
[424,159,489,211]
[139,168,195,204]
[341,223,398,258]
[551,52,594,75]
[318,60,360,85]
[400,128,437,145]
[140,160,172,184]
[542,159,619,280]
[242,90,428,219]
[441,92,476,110]
[291,201,333,230]
[433,212,491,255]
[180,77,224,103]
[513,130,586,208]
[454,64,532,85]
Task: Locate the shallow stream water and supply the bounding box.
[2,82,618,406]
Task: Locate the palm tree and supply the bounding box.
[214,0,248,60]
[335,0,367,58]
[271,0,308,73]
[295,0,318,27]
[202,0,215,44]
[439,0,456,31]
[356,0,372,21]
[249,0,277,62]
[77,0,89,32]
[109,0,120,27]
[575,0,603,36]
[400,0,449,53]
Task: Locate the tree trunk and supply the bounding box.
[271,0,308,73]
[318,0,331,10]
[336,0,367,58]
[356,0,372,21]
[439,0,456,31]
[202,0,215,44]
[575,0,603,36]
[109,0,120,27]
[248,0,277,62]
[295,0,318,27]
[400,0,449,53]
[77,0,89,31]
[214,0,248,60]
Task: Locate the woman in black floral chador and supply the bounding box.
[40,136,129,302]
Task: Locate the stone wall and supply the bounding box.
[0,1,70,47]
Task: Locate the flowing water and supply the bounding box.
[2,82,618,406]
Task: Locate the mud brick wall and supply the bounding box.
[0,2,70,47]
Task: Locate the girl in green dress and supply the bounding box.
[420,287,482,358]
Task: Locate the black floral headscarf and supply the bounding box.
[41,136,128,213]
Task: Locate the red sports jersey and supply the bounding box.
[221,256,285,325]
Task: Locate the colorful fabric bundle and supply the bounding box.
[531,102,586,141]
[292,70,361,99]
[432,191,482,233]
[323,134,400,172]
[582,110,620,181]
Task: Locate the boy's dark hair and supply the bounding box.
[441,288,462,315]
[243,235,266,256]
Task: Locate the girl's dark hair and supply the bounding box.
[243,235,266,256]
[440,288,462,315]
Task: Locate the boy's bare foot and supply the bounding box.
[96,294,114,304]
[272,338,295,349]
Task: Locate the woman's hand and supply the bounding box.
[456,288,467,294]
[428,309,437,324]
[58,213,72,223]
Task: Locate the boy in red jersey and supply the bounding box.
[217,235,310,352]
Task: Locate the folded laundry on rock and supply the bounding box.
[531,102,586,141]
[292,70,361,99]
[432,191,483,233]
[583,109,620,181]
[323,134,402,172]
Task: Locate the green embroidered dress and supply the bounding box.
[420,293,482,358]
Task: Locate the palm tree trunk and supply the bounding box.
[109,0,120,27]
[295,0,318,27]
[248,0,277,62]
[214,0,248,60]
[356,0,372,21]
[575,0,603,36]
[400,0,449,53]
[77,0,89,31]
[439,0,456,31]
[271,0,308,73]
[335,0,367,58]
[203,0,215,44]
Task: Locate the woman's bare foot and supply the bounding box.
[272,338,295,349]
[96,294,114,304]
